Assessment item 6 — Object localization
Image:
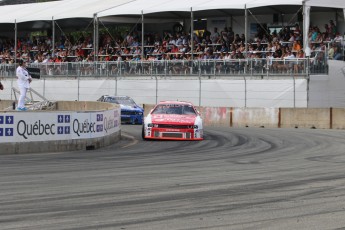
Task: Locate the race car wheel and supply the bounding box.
[141,126,147,140]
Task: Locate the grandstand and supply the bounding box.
[0,0,344,107]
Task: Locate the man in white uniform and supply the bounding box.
[16,59,32,111]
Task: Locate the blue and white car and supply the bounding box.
[97,95,144,124]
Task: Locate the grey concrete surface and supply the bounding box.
[0,126,345,230]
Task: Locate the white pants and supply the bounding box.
[18,87,28,109]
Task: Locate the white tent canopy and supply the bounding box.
[305,0,345,8]
[0,0,135,23]
[0,0,343,23]
[0,1,62,23]
[96,0,345,16]
[96,0,305,17]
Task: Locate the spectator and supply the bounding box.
[328,44,335,59]
[294,50,305,73]
[288,32,295,43]
[202,35,212,45]
[292,40,302,52]
[324,23,331,37]
[240,34,245,43]
[220,44,228,53]
[170,44,179,53]
[333,45,342,60]
[329,20,337,38]
[334,33,343,44]
[310,27,319,42]
[125,31,134,46]
[210,27,220,44]
[233,34,241,44]
[293,24,301,40]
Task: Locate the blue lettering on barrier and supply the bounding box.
[0,128,3,136]
[6,116,14,124]
[0,116,3,124]
[5,128,13,136]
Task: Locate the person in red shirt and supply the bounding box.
[170,44,179,53]
[55,56,62,63]
[76,48,85,58]
[105,54,113,61]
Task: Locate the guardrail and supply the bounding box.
[0,58,328,78]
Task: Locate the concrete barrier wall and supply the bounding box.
[232,108,279,128]
[280,108,331,129]
[1,132,121,154]
[144,104,345,131]
[56,101,117,111]
[0,100,115,111]
[143,104,155,116]
[0,100,14,110]
[0,101,121,154]
[331,108,345,129]
[198,107,231,127]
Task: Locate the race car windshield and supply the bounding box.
[107,97,136,106]
[152,104,196,115]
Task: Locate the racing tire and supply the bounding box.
[142,125,147,140]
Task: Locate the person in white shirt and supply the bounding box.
[16,59,32,111]
[284,51,296,72]
[42,55,49,63]
[210,27,220,44]
[334,33,343,45]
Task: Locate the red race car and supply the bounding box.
[142,101,203,140]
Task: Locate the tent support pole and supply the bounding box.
[12,20,17,101]
[14,20,17,63]
[142,11,144,60]
[52,17,55,58]
[303,1,311,54]
[94,13,99,61]
[191,7,194,60]
[245,4,248,58]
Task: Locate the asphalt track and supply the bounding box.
[1,125,345,230]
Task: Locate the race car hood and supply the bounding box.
[150,114,197,124]
[120,104,144,112]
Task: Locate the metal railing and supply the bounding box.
[0,57,329,78]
